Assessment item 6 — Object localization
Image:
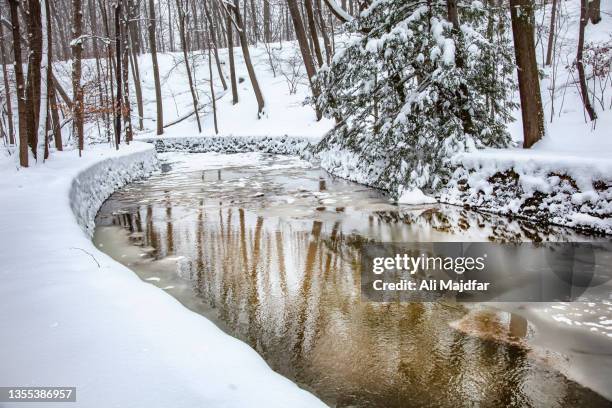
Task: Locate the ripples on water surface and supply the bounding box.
[94,152,612,407]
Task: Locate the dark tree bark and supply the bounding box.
[208,47,218,134]
[46,0,62,151]
[0,21,15,145]
[121,1,133,143]
[148,0,164,135]
[316,0,332,65]
[446,0,459,28]
[128,0,144,130]
[577,0,597,121]
[231,0,265,116]
[509,0,545,148]
[203,0,228,90]
[175,0,202,132]
[263,0,271,42]
[304,0,324,67]
[114,1,123,148]
[25,0,43,158]
[226,13,239,105]
[588,0,601,24]
[9,0,28,166]
[287,0,321,120]
[72,0,85,154]
[545,0,557,66]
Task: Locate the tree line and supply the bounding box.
[0,0,606,168]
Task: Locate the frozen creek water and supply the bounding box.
[94,152,612,407]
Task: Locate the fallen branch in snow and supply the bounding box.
[70,247,101,268]
[50,70,73,109]
[163,90,227,128]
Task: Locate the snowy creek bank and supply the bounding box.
[140,135,612,234]
[138,134,320,157]
[0,142,324,408]
[310,143,611,235]
[442,150,612,235]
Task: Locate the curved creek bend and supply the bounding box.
[94,152,612,407]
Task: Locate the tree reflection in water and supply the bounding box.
[95,155,610,408]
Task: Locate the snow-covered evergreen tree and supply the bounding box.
[314,0,517,197]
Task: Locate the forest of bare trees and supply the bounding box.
[0,0,607,167]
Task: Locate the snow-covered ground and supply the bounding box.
[48,40,335,142]
[0,143,324,407]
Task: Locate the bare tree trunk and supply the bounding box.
[588,0,601,24]
[25,0,43,159]
[287,0,321,120]
[446,0,459,28]
[45,0,61,150]
[8,0,27,166]
[304,0,324,67]
[114,1,122,148]
[121,1,133,143]
[232,0,265,116]
[128,0,144,130]
[148,0,164,135]
[49,0,69,60]
[316,0,332,65]
[208,47,218,134]
[226,12,239,105]
[509,0,545,148]
[203,0,228,90]
[72,0,85,154]
[545,0,557,66]
[577,0,597,121]
[263,0,271,42]
[175,0,202,132]
[0,21,15,145]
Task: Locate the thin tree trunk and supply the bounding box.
[175,0,202,132]
[577,0,597,121]
[203,0,228,90]
[114,1,123,148]
[208,47,218,134]
[45,0,61,150]
[287,0,321,120]
[8,0,27,166]
[148,0,164,134]
[232,0,264,116]
[25,0,43,158]
[0,21,15,145]
[263,0,271,42]
[121,1,133,143]
[250,0,258,44]
[128,0,144,130]
[545,0,557,66]
[304,0,324,67]
[226,12,239,105]
[72,0,84,154]
[316,0,332,65]
[509,0,545,148]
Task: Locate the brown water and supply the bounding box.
[94,152,612,407]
